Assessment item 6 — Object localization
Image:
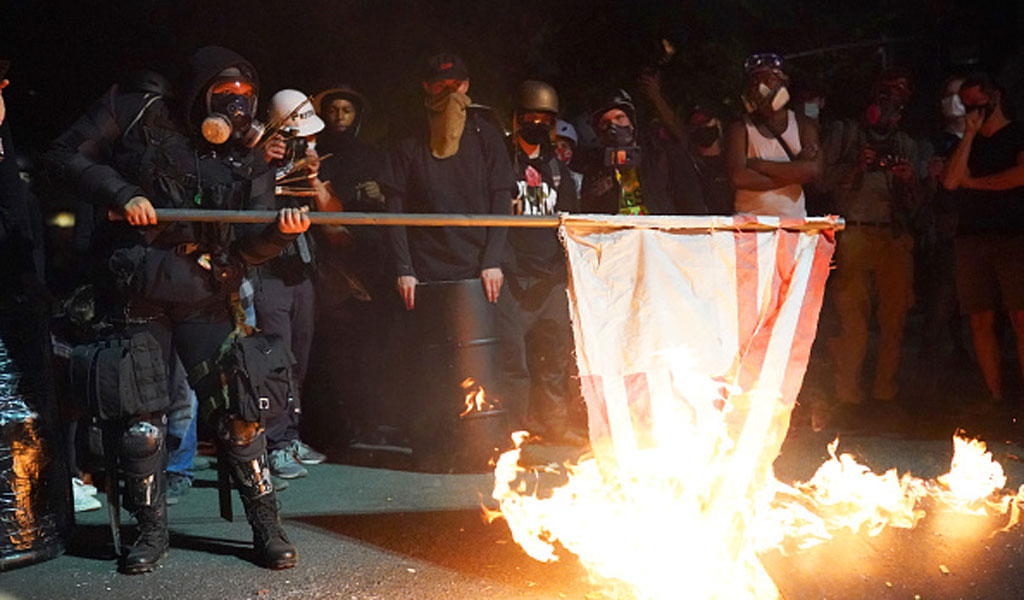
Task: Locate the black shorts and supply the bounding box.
[955,234,1024,314]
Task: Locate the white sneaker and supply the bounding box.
[73,480,101,512]
[72,477,97,496]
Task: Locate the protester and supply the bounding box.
[381,52,515,309]
[685,106,733,215]
[941,73,1024,413]
[306,84,393,449]
[46,46,307,573]
[499,80,581,441]
[256,88,335,479]
[823,66,922,407]
[580,86,705,215]
[554,119,583,194]
[726,53,821,218]
[917,76,968,372]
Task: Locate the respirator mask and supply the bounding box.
[517,112,555,146]
[201,77,265,147]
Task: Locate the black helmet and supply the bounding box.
[590,88,636,129]
[516,80,559,113]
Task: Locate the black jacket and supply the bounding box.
[46,49,294,308]
[581,124,708,216]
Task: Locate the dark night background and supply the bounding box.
[1,0,1023,165]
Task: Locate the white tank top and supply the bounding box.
[733,110,807,218]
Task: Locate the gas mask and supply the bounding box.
[743,80,790,114]
[940,94,965,118]
[864,95,903,132]
[600,122,635,147]
[201,77,265,147]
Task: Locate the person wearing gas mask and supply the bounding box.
[381,53,515,311]
[499,80,581,441]
[941,73,1024,414]
[254,89,339,479]
[46,46,308,574]
[822,66,921,409]
[726,53,821,218]
[581,88,705,215]
[686,106,733,215]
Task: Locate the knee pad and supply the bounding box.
[121,420,165,479]
[218,416,266,463]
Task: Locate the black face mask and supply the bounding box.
[601,123,635,147]
[519,122,551,146]
[691,125,720,148]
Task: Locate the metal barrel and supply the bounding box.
[0,298,72,571]
[403,279,509,472]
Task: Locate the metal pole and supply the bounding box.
[143,209,844,232]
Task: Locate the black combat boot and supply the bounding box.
[242,491,298,569]
[230,448,297,569]
[120,420,169,574]
[120,485,169,574]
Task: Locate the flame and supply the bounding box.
[489,359,1024,599]
[459,377,499,417]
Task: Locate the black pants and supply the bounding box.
[252,274,315,452]
[498,273,574,434]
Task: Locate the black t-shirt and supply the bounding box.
[957,122,1024,235]
[380,112,516,282]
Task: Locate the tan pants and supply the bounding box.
[828,226,914,403]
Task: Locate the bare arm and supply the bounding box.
[726,121,784,191]
[747,114,822,185]
[941,112,983,190]
[962,152,1024,191]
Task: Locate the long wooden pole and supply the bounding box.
[141,209,844,232]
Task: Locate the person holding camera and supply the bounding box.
[726,53,821,219]
[941,73,1024,413]
[581,87,704,215]
[499,80,581,441]
[823,66,922,408]
[46,46,306,573]
[255,88,339,479]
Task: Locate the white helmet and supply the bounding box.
[269,89,324,137]
[555,119,578,145]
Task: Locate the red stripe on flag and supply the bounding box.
[733,216,760,384]
[780,231,836,406]
[737,230,800,392]
[624,372,654,448]
[580,374,611,441]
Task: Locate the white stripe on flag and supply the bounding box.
[757,232,818,395]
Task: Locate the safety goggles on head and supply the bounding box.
[744,53,784,74]
[423,78,464,97]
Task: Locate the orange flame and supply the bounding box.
[490,359,1024,599]
[459,377,500,417]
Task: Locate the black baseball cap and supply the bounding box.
[424,53,469,83]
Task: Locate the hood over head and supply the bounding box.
[181,45,259,132]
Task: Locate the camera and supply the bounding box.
[603,145,642,169]
[281,128,308,163]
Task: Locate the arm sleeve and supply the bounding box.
[232,167,297,265]
[380,143,416,277]
[44,87,146,209]
[481,126,515,270]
